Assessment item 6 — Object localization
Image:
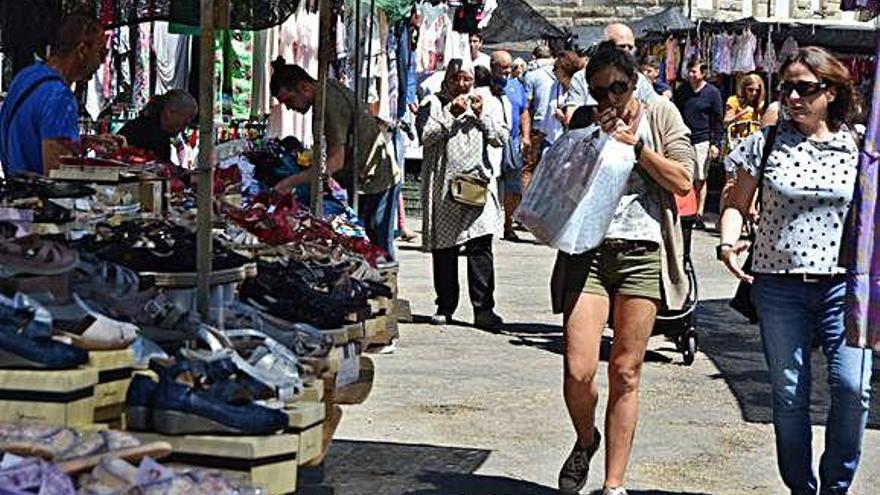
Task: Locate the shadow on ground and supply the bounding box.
[297,439,712,495]
[296,439,556,495]
[697,298,880,429]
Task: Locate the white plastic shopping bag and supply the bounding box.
[515,125,635,254]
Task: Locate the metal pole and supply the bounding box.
[351,0,362,214]
[311,0,335,214]
[196,0,217,318]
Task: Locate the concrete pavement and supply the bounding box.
[298,226,880,495]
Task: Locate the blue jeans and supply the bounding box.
[752,274,873,495]
[359,183,400,261]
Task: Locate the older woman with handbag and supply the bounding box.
[552,42,694,495]
[417,59,508,330]
[719,46,871,495]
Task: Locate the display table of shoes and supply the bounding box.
[88,349,135,426]
[0,367,98,426]
[284,401,325,466]
[132,432,300,495]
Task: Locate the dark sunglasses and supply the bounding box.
[777,81,828,98]
[589,81,632,101]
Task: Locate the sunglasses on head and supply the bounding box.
[589,81,631,101]
[777,81,828,98]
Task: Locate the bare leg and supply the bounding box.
[696,180,707,217]
[604,294,659,488]
[563,292,610,448]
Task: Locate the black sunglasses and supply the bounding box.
[777,81,828,98]
[589,81,632,101]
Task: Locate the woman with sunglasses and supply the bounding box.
[552,41,694,495]
[719,46,870,495]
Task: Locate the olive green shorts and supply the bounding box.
[561,240,662,301]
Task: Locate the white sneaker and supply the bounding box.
[603,487,628,495]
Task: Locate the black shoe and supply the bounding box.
[693,215,706,230]
[473,310,503,331]
[558,428,602,494]
[503,229,520,242]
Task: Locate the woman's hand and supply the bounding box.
[553,108,566,123]
[469,94,483,118]
[719,241,753,284]
[450,95,469,117]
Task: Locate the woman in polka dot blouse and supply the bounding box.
[719,46,871,495]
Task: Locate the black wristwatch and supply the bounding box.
[634,138,645,161]
[716,243,734,260]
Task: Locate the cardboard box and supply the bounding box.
[285,402,325,466]
[0,367,97,426]
[88,349,135,422]
[134,432,299,495]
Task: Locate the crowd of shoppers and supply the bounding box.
[412,22,872,495]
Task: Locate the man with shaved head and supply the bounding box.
[563,22,659,124]
[491,50,531,241]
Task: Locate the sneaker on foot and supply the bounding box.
[473,310,503,331]
[603,487,628,495]
[558,428,601,494]
[429,313,449,326]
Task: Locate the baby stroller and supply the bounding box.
[651,188,700,365]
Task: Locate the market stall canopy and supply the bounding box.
[641,16,878,55]
[481,0,567,44]
[570,7,694,49]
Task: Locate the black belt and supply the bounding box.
[774,273,845,284]
[602,239,659,252]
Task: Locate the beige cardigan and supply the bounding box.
[551,98,696,312]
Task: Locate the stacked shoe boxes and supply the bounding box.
[134,432,301,494]
[88,349,135,426]
[0,367,98,426]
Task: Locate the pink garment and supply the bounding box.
[665,37,677,83]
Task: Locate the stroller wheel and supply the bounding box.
[682,331,698,366]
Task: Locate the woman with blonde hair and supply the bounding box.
[724,73,767,131]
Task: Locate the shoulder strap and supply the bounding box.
[754,124,779,207]
[1,75,65,171]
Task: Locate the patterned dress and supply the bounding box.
[420,93,506,251]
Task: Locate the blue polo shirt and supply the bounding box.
[504,77,528,144]
[0,63,80,176]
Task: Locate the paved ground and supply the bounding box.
[299,221,880,495]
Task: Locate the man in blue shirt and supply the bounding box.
[673,59,724,229]
[0,14,111,176]
[491,50,531,241]
[522,45,556,191]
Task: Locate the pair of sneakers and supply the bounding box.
[558,428,628,495]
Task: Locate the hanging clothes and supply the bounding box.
[226,31,254,120]
[251,29,273,117]
[845,32,880,351]
[761,34,777,74]
[711,33,734,75]
[731,29,756,73]
[133,24,153,112]
[153,22,192,95]
[665,37,678,83]
[268,14,298,139]
[778,36,799,71]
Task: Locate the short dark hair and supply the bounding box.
[469,33,484,42]
[533,45,553,59]
[584,41,638,84]
[52,14,102,56]
[554,51,584,79]
[270,57,315,97]
[687,59,708,74]
[640,55,661,69]
[474,65,493,88]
